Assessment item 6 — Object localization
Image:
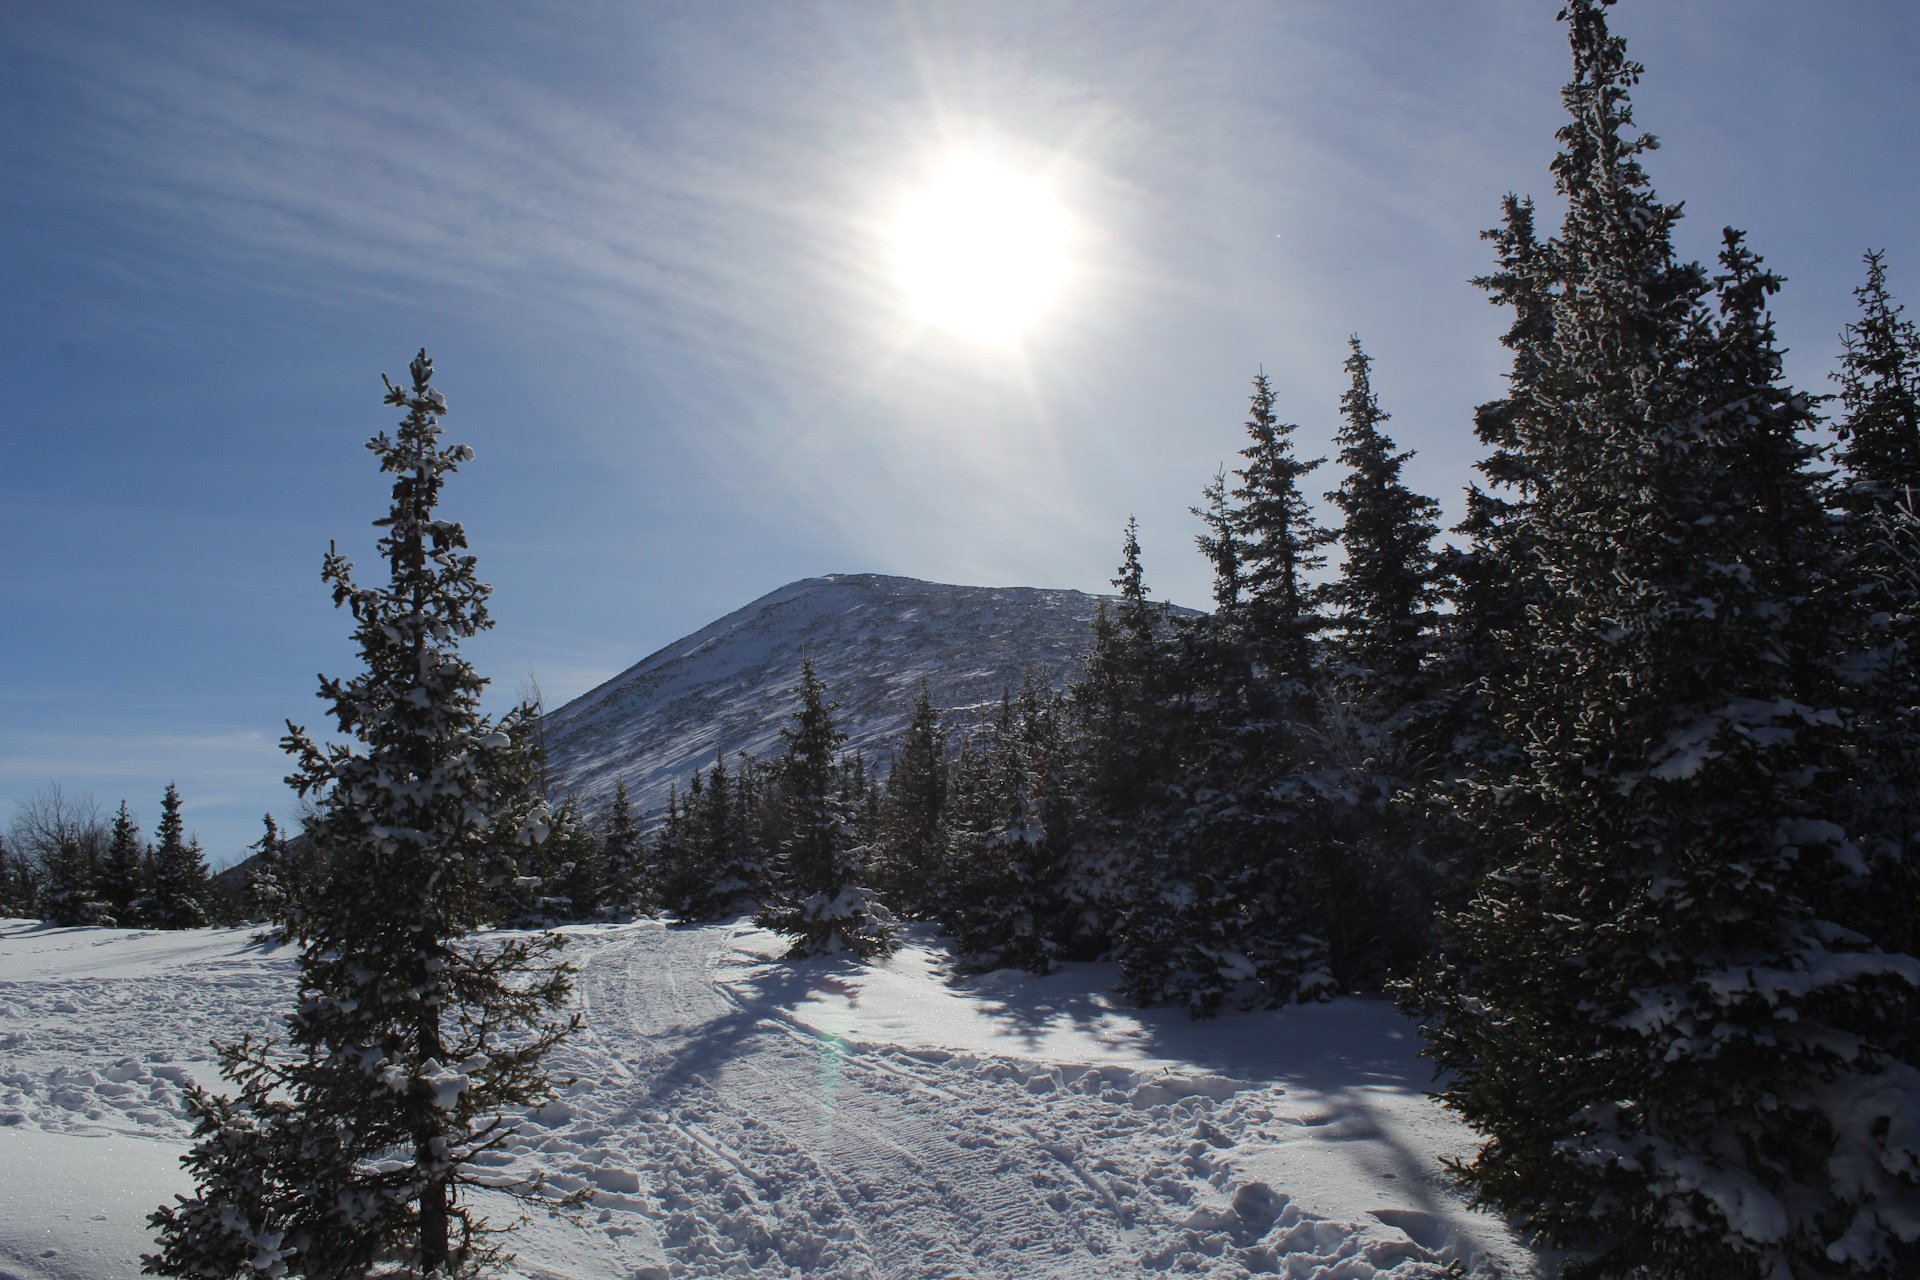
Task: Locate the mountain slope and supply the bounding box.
[542,573,1116,819]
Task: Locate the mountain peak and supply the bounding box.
[543,574,1114,819]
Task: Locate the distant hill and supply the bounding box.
[542,573,1122,821]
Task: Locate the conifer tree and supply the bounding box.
[1194,470,1244,612]
[653,782,694,916]
[1326,338,1441,709]
[874,682,946,919]
[702,749,765,916]
[548,798,606,922]
[0,832,34,919]
[38,834,99,927]
[1122,373,1338,1013]
[1073,522,1171,827]
[0,831,19,917]
[1227,373,1334,687]
[1830,253,1920,962]
[1835,252,1920,503]
[1065,520,1180,962]
[756,660,895,959]
[838,751,885,920]
[599,782,651,918]
[100,801,147,927]
[1430,194,1561,780]
[146,783,209,929]
[1406,7,1920,1276]
[665,752,766,922]
[147,350,576,1279]
[940,687,1068,972]
[1319,339,1446,983]
[243,815,290,928]
[694,749,736,894]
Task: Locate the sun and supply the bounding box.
[890,154,1070,345]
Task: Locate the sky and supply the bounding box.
[4,1,1916,867]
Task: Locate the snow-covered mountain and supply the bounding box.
[542,573,1116,819]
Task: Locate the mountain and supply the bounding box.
[542,573,1122,820]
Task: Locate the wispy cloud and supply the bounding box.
[14,10,772,360]
[0,728,285,805]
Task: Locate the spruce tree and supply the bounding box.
[1072,523,1170,824]
[1122,373,1338,1013]
[1325,338,1441,708]
[0,833,34,919]
[1429,194,1560,782]
[1830,253,1920,963]
[0,832,19,917]
[1066,521,1178,961]
[10,786,105,926]
[100,801,147,927]
[147,350,577,1279]
[940,687,1067,973]
[692,750,737,904]
[873,682,946,919]
[146,783,209,929]
[756,660,895,959]
[666,752,767,922]
[1227,372,1334,686]
[1405,6,1920,1276]
[243,814,290,928]
[653,782,694,916]
[1835,252,1920,502]
[1320,338,1445,983]
[548,798,606,922]
[599,782,652,918]
[41,833,102,926]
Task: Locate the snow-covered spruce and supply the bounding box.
[1829,249,1920,968]
[146,351,578,1279]
[755,659,899,960]
[1405,6,1920,1278]
[1105,378,1352,1014]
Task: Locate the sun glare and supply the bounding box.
[890,154,1070,345]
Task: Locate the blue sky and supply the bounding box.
[4,1,1916,866]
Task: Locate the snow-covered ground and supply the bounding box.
[0,917,1543,1279]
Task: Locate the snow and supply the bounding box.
[0,917,1542,1278]
[0,1128,191,1280]
[540,574,1180,821]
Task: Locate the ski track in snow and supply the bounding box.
[505,923,1510,1278]
[0,919,1536,1279]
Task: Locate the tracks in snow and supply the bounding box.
[526,923,1468,1279]
[0,920,1521,1278]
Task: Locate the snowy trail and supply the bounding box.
[542,924,1132,1278]
[509,922,1521,1278]
[0,919,1539,1279]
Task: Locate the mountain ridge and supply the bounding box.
[542,572,1126,819]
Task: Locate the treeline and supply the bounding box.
[501,3,1920,1274]
[571,328,1460,1011]
[0,781,226,928]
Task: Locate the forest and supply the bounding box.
[6,3,1916,1277]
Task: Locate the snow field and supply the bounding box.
[0,918,1541,1278]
